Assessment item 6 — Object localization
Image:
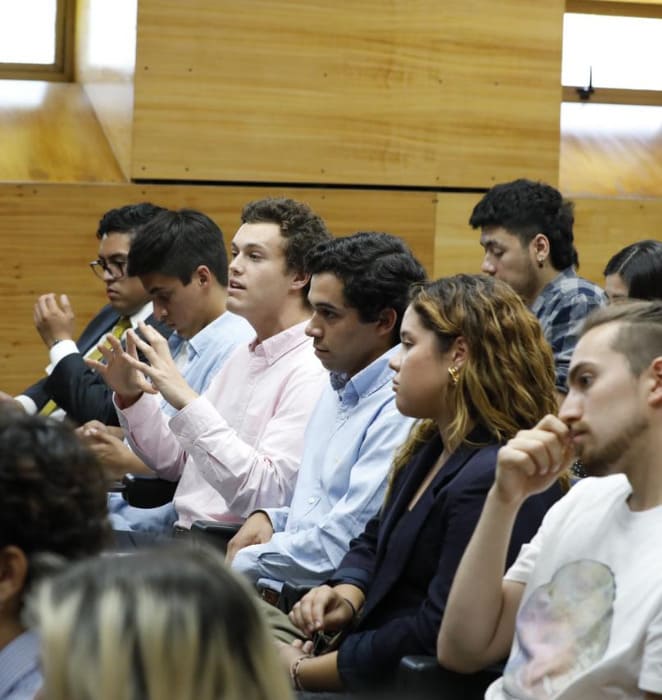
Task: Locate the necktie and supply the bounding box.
[40,316,132,418]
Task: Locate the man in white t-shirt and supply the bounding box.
[438,300,662,700]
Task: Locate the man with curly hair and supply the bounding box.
[0,407,110,699]
[470,179,605,396]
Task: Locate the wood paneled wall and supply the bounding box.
[132,0,563,187]
[0,183,435,395]
[3,183,660,395]
[75,0,138,179]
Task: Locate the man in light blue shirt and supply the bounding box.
[80,209,253,534]
[229,232,426,589]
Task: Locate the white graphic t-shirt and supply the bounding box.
[486,475,662,700]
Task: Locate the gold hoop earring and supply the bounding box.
[448,366,459,386]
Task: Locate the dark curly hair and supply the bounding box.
[304,232,427,343]
[97,202,166,239]
[469,179,578,270]
[0,408,110,560]
[241,197,331,300]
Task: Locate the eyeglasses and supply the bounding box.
[89,258,128,280]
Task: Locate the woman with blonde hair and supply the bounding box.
[35,545,293,700]
[279,274,568,693]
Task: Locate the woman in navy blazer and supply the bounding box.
[280,274,569,692]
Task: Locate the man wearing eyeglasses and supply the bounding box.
[11,203,171,426]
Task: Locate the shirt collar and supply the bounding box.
[249,319,311,365]
[129,301,154,327]
[332,344,399,406]
[168,311,245,359]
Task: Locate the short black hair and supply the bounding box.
[0,408,110,560]
[127,209,228,286]
[96,202,166,239]
[603,239,662,301]
[469,179,578,270]
[241,198,331,299]
[304,232,427,342]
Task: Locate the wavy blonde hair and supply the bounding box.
[34,545,293,700]
[389,274,565,494]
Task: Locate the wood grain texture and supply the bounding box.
[572,196,662,282]
[0,183,434,394]
[560,103,662,197]
[132,0,563,187]
[75,0,138,179]
[0,81,124,182]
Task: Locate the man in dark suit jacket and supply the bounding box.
[12,203,171,426]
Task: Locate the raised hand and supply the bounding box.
[85,331,156,406]
[117,322,199,410]
[33,293,75,348]
[494,414,573,506]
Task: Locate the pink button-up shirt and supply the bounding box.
[117,321,327,527]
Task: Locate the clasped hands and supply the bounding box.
[85,322,198,410]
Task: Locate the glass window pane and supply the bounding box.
[0,0,58,64]
[563,13,662,91]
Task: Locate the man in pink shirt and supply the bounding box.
[90,198,330,530]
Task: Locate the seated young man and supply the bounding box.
[470,179,605,397]
[0,407,110,699]
[8,202,169,426]
[228,232,425,591]
[78,208,253,534]
[438,301,662,699]
[91,198,330,529]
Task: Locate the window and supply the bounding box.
[562,2,662,105]
[0,0,73,80]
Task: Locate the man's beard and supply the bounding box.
[577,413,648,477]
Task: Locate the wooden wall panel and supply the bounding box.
[560,104,662,198]
[132,0,563,188]
[573,197,662,283]
[0,183,435,395]
[75,0,138,179]
[433,193,484,278]
[0,81,124,182]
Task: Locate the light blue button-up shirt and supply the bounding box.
[232,345,414,586]
[0,631,41,700]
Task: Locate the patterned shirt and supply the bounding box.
[530,268,606,393]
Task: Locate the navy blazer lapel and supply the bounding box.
[76,306,119,356]
[367,433,486,614]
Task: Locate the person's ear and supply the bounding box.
[451,336,468,369]
[647,356,662,408]
[531,234,551,268]
[375,308,398,338]
[290,270,310,292]
[195,265,212,288]
[0,546,28,606]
